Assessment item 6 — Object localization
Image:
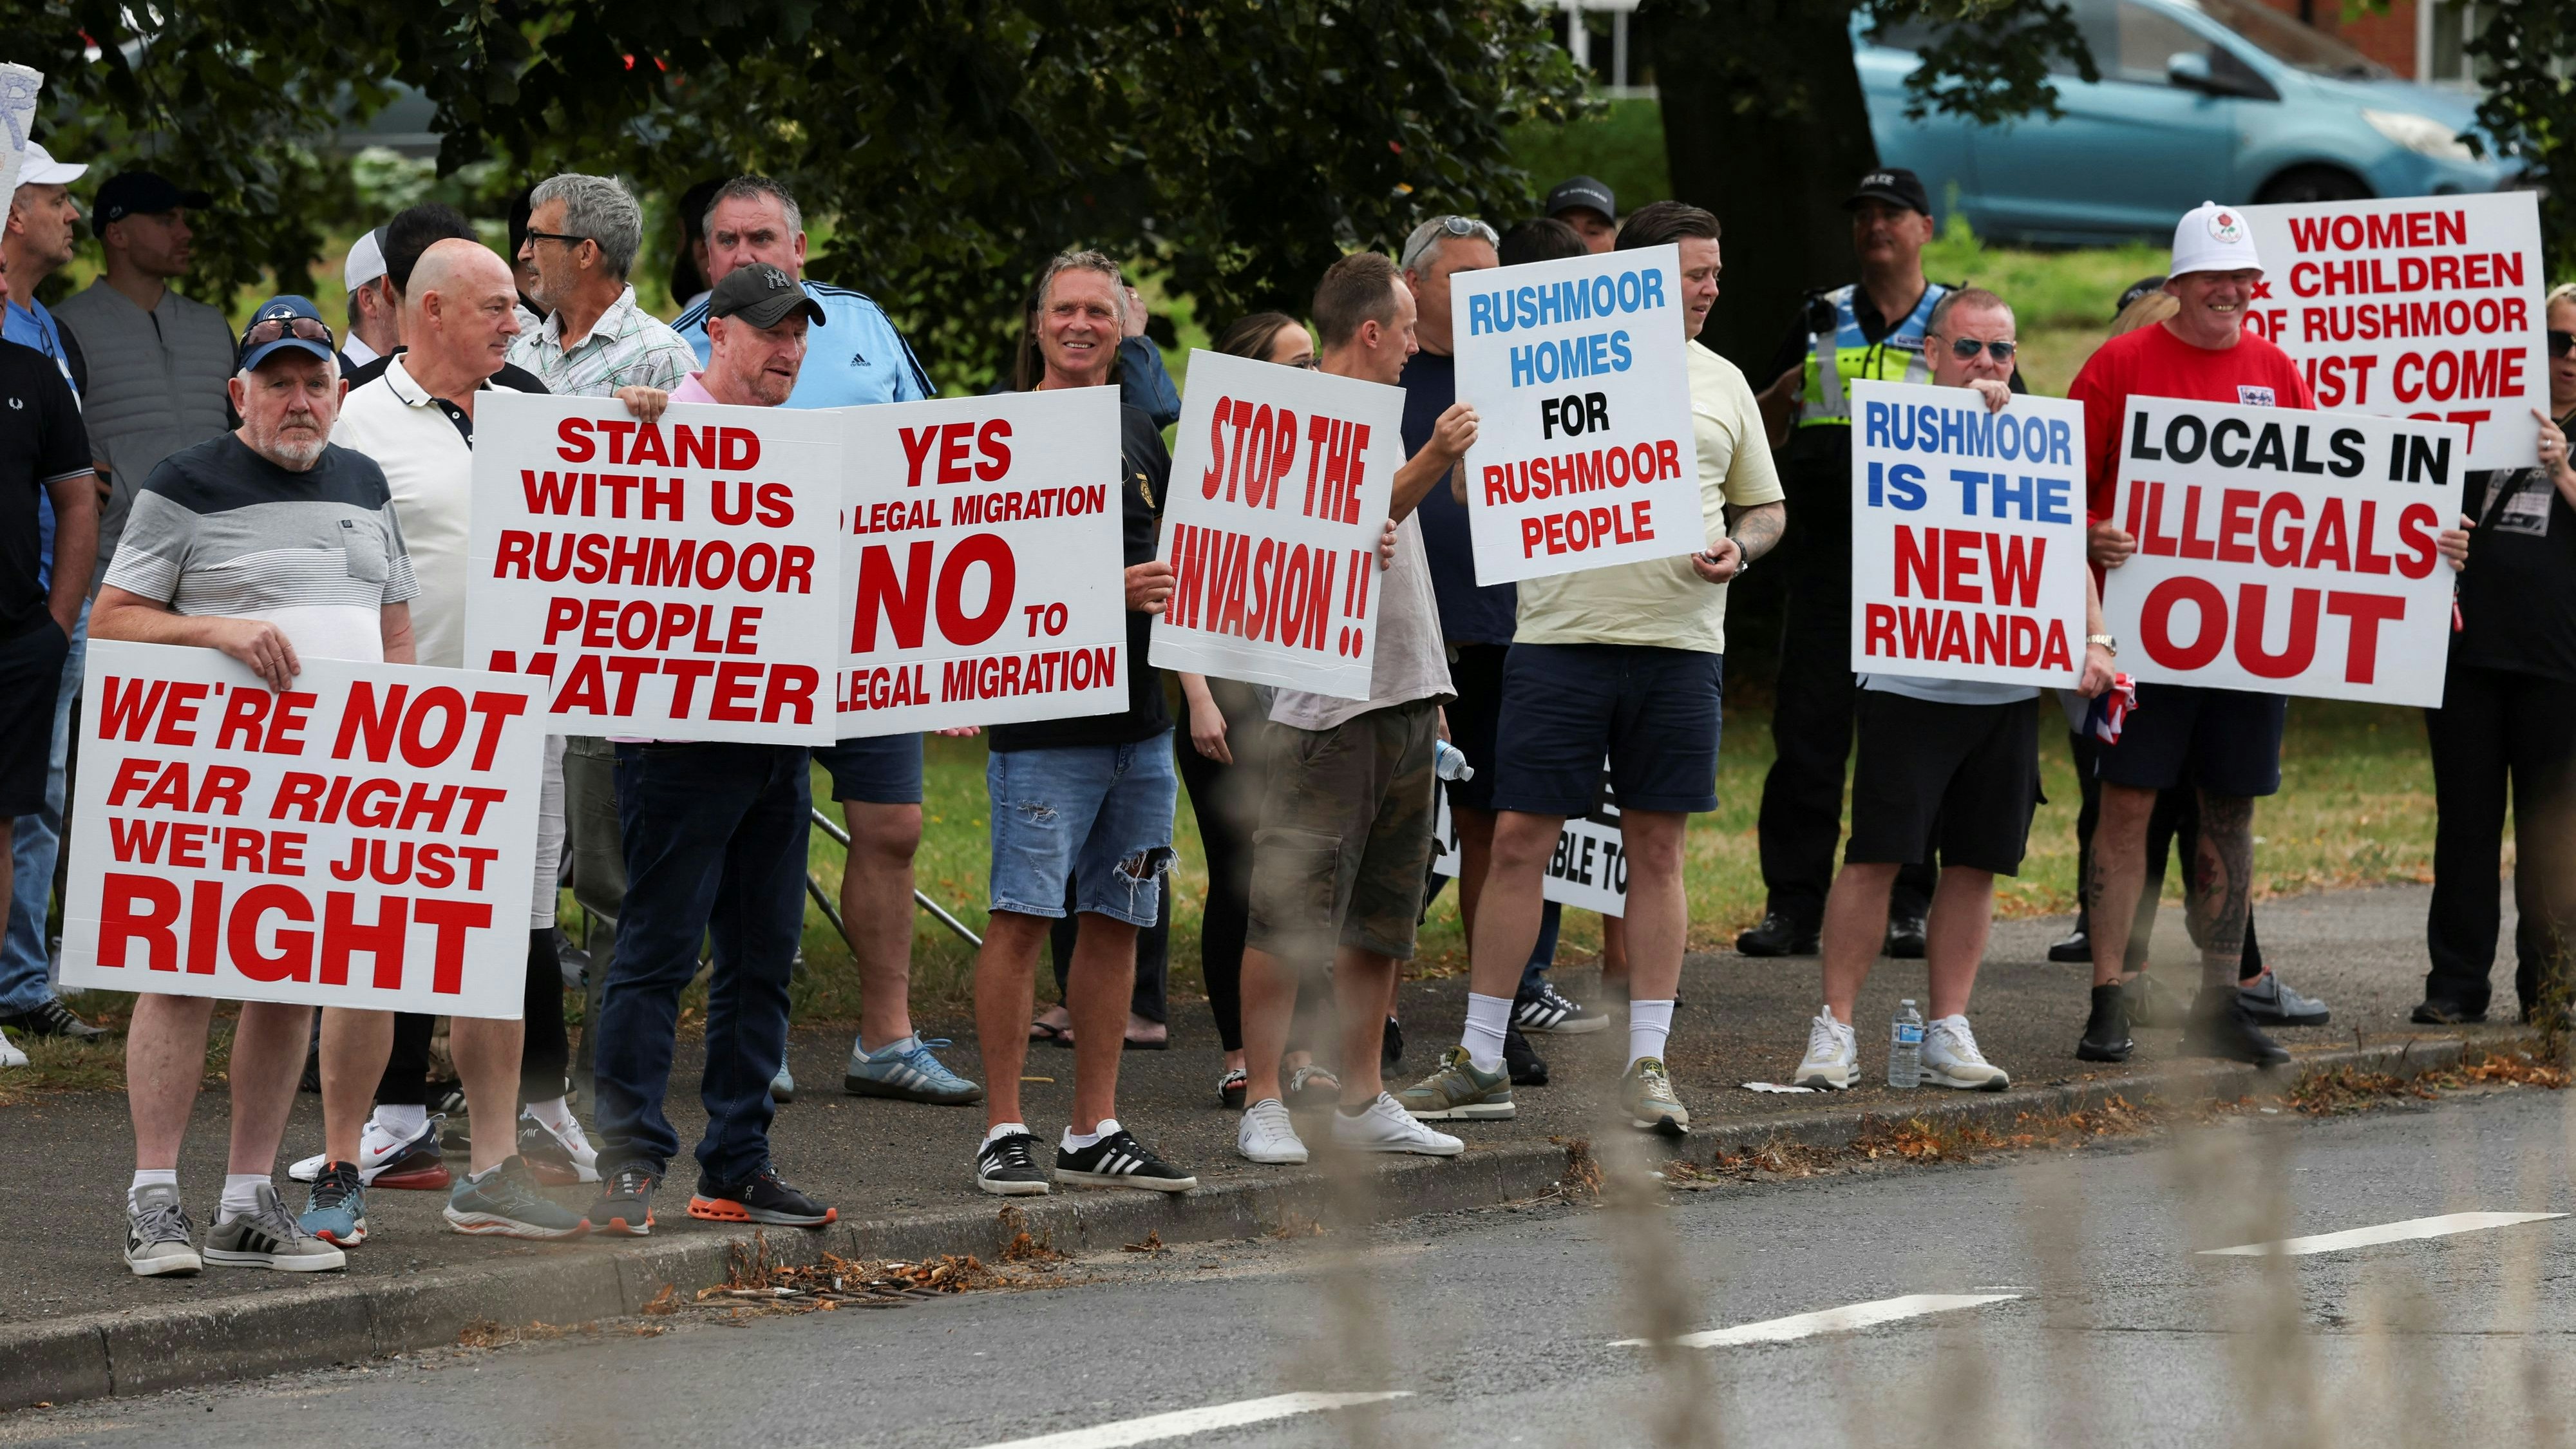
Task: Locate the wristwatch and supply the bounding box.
[2086,633,2117,656]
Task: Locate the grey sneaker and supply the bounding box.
[770,1061,797,1104]
[2239,972,2329,1027]
[1394,1046,1516,1120]
[203,1184,347,1272]
[124,1184,202,1277]
[1621,1057,1690,1137]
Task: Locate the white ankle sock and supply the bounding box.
[865,1034,920,1060]
[1062,1118,1120,1151]
[217,1173,268,1222]
[524,1095,576,1133]
[1462,993,1513,1073]
[129,1168,178,1209]
[1627,999,1675,1070]
[371,1103,428,1139]
[985,1121,1030,1146]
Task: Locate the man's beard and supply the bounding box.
[252,419,330,469]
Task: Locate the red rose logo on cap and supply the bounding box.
[2208,210,2246,245]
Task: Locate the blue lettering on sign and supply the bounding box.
[1861,398,2075,466]
[1466,269,1670,337]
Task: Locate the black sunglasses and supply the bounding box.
[239,315,335,349]
[523,230,593,250]
[1938,336,2016,363]
[2550,329,2573,359]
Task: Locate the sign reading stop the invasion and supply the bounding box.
[2102,397,2463,708]
[58,643,542,1018]
[1451,245,1704,584]
[1848,380,2090,688]
[1150,350,1403,699]
[464,391,842,744]
[2239,192,2544,469]
[838,388,1128,735]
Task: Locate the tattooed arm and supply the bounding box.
[1690,500,1786,585]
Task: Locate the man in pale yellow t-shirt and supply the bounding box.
[1399,200,1786,1137]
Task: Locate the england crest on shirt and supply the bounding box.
[2237,384,2277,407]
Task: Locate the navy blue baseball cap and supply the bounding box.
[237,295,337,371]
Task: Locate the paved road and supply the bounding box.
[8,1081,2572,1448]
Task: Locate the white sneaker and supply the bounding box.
[1236,1097,1309,1165]
[0,1027,25,1068]
[289,1114,446,1186]
[518,1107,601,1184]
[1921,1016,2010,1092]
[1794,1007,1858,1090]
[1329,1093,1464,1156]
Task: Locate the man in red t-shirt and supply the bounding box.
[2065,202,2325,1070]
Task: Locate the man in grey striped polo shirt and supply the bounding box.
[91,296,417,1277]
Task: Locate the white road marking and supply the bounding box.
[2200,1211,2566,1257]
[962,1392,1413,1448]
[1614,1292,2020,1349]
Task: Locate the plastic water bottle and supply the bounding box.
[1434,739,1475,782]
[1888,999,1924,1089]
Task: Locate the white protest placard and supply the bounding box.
[2239,193,2544,469]
[837,388,1128,735]
[2101,397,2463,707]
[1150,350,1403,698]
[1431,766,1625,917]
[59,642,543,1018]
[0,65,41,207]
[464,391,841,743]
[1848,380,2090,687]
[1450,245,1705,583]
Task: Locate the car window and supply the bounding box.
[2180,0,2392,79]
[2114,1,2213,82]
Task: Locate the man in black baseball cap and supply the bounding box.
[659,260,826,408]
[1844,167,1933,217]
[1544,175,1618,254]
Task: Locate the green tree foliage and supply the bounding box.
[2465,3,2575,271]
[6,1,1586,372]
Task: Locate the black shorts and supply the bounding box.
[2090,683,2286,797]
[1442,643,1509,813]
[1492,643,1722,816]
[1846,690,2041,876]
[811,732,925,806]
[0,618,69,817]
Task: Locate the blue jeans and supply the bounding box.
[987,734,1178,928]
[2,601,84,1015]
[594,743,811,1186]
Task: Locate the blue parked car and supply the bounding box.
[1859,0,2519,245]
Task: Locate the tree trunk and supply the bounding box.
[1642,0,1880,376]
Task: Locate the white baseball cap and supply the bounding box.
[15,142,87,188]
[344,227,388,291]
[2169,200,2263,279]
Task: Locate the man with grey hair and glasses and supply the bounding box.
[509,173,695,397]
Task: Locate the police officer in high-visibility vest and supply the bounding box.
[1740,167,1959,960]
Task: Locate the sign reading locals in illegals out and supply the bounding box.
[1432,764,1626,918]
[57,643,544,1018]
[464,391,842,744]
[838,388,1128,734]
[1450,245,1705,584]
[1150,350,1403,699]
[1848,380,2090,689]
[2237,192,2544,469]
[2101,397,2463,708]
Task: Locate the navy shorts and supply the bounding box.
[2091,683,2286,798]
[811,733,925,806]
[1442,643,1510,813]
[1492,643,1723,816]
[0,618,69,817]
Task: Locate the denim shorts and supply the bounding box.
[986,732,1179,928]
[1492,642,1723,816]
[811,732,925,805]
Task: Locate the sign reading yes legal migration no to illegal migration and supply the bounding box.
[58,643,544,1018]
[1848,380,2090,688]
[2238,192,2544,469]
[2102,397,2463,708]
[839,387,1128,735]
[1151,350,1403,699]
[1451,245,1705,584]
[465,390,842,744]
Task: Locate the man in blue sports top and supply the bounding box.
[670,175,979,1113]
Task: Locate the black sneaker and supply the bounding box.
[2185,994,2291,1067]
[1735,913,1819,957]
[2047,918,2093,964]
[976,1132,1051,1197]
[1056,1128,1197,1193]
[590,1163,661,1236]
[1513,982,1608,1035]
[1504,1022,1550,1086]
[1882,916,1928,960]
[3,997,106,1041]
[2411,998,2488,1025]
[2077,982,2133,1063]
[690,1164,836,1227]
[1380,1015,1405,1068]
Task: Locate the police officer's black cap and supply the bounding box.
[1844,168,1932,216]
[708,263,826,328]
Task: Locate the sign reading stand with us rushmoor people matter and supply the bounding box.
[1150,350,1403,699]
[838,387,1128,735]
[1848,379,2090,689]
[58,642,543,1018]
[464,390,842,744]
[1450,244,1705,584]
[2101,396,2463,708]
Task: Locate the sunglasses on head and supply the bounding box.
[240,315,335,350]
[1940,336,2016,362]
[2551,330,2574,359]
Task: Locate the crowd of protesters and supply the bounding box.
[0,143,2566,1275]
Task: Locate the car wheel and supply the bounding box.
[2255,165,2372,205]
